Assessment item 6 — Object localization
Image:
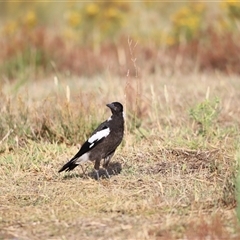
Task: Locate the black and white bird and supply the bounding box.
[58,102,124,180]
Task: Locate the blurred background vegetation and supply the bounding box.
[1,0,240,80]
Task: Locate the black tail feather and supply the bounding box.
[58,159,78,173]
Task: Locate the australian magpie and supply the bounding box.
[58,102,124,180]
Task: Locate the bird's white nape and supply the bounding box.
[122,111,125,119]
[107,116,112,122]
[88,127,110,144]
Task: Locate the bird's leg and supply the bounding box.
[94,169,99,181]
[103,153,114,179]
[103,159,110,178]
[79,164,87,177]
[94,160,101,180]
[103,158,110,178]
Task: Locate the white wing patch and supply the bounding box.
[88,127,110,144]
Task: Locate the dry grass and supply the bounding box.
[0,72,240,239]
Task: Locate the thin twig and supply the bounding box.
[0,129,13,145]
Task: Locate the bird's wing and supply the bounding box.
[91,120,109,135]
[71,121,110,160]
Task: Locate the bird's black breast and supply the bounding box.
[93,117,124,159]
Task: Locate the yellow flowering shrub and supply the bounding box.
[221,0,240,19]
[22,10,37,28]
[169,3,206,44]
[85,3,99,17]
[64,1,130,45]
[65,10,81,28]
[2,20,18,36]
[1,1,240,77]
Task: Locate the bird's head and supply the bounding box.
[106,102,123,115]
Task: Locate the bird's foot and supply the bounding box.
[104,168,110,179]
[94,169,110,180]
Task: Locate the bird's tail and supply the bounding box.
[58,159,78,173]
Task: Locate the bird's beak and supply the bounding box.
[106,103,114,110]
